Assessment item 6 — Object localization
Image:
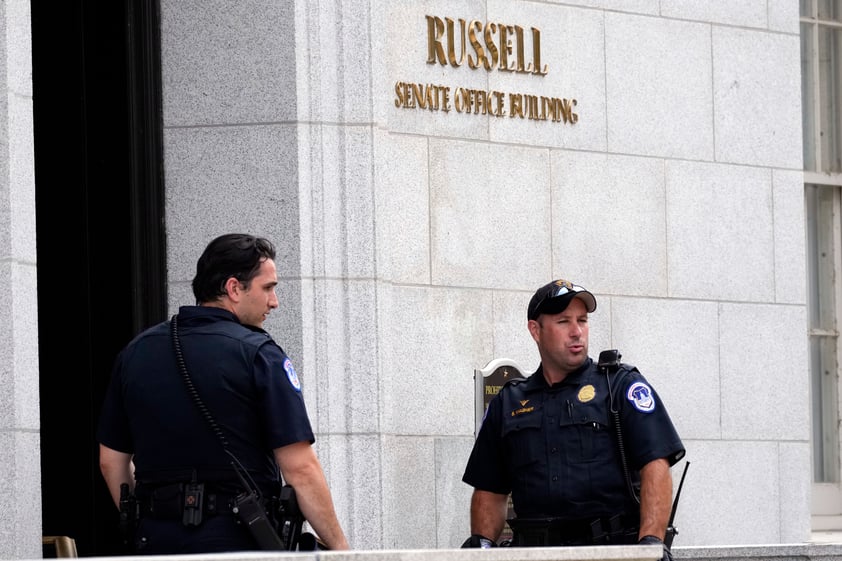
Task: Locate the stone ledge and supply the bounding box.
[675,543,842,561]
[35,544,663,561]
[34,543,842,561]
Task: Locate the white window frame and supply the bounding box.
[802,0,842,531]
[806,181,842,530]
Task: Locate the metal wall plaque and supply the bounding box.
[474,357,527,437]
[473,357,528,543]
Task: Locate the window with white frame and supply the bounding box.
[802,0,842,530]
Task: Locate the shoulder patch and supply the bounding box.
[283,357,302,392]
[626,381,655,413]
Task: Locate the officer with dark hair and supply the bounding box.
[97,233,349,553]
[462,279,684,559]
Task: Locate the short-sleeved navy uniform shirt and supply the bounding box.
[97,306,314,494]
[462,357,685,520]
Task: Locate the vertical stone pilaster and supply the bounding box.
[0,0,40,558]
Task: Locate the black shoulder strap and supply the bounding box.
[171,314,228,449]
[170,314,264,494]
[597,349,641,504]
[171,314,298,549]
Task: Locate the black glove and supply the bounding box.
[639,535,673,561]
[461,534,496,548]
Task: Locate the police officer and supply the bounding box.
[462,279,685,556]
[97,233,349,553]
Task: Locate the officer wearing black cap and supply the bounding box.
[461,279,684,558]
[97,234,349,553]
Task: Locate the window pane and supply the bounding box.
[819,0,842,22]
[819,191,836,327]
[804,22,817,171]
[812,335,840,482]
[807,185,841,483]
[807,186,837,328]
[819,25,842,172]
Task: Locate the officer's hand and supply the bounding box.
[639,535,673,561]
[461,534,496,548]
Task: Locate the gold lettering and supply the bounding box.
[427,16,546,75]
[511,406,535,416]
[476,90,487,115]
[516,96,578,123]
[399,83,575,123]
[560,98,577,123]
[526,94,540,120]
[410,83,428,109]
[499,25,514,72]
[394,82,453,112]
[426,16,446,65]
[441,87,451,112]
[540,96,554,121]
[416,18,576,122]
[492,91,506,116]
[454,88,508,115]
[531,27,548,75]
[394,82,408,108]
[445,18,466,67]
[427,85,440,109]
[454,87,468,113]
[510,93,524,118]
[505,93,578,122]
[484,22,499,70]
[467,20,487,70]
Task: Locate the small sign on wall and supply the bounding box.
[473,357,528,544]
[474,357,527,437]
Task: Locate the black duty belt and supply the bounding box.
[136,482,241,521]
[508,514,639,546]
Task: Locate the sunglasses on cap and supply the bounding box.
[528,280,597,320]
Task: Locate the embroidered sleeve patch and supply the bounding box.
[626,381,655,413]
[284,357,302,392]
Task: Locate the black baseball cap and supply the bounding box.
[527,279,597,320]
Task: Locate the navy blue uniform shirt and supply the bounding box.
[97,306,314,494]
[462,357,685,520]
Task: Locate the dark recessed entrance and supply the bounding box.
[32,0,165,555]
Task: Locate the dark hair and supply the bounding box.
[192,233,276,304]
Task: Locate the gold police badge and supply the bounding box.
[577,384,595,403]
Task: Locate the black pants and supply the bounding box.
[509,515,639,547]
[134,515,257,554]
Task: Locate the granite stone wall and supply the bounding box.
[158,0,807,550]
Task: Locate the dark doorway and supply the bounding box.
[32,0,166,555]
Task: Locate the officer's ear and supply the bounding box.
[527,318,541,342]
[223,276,243,301]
